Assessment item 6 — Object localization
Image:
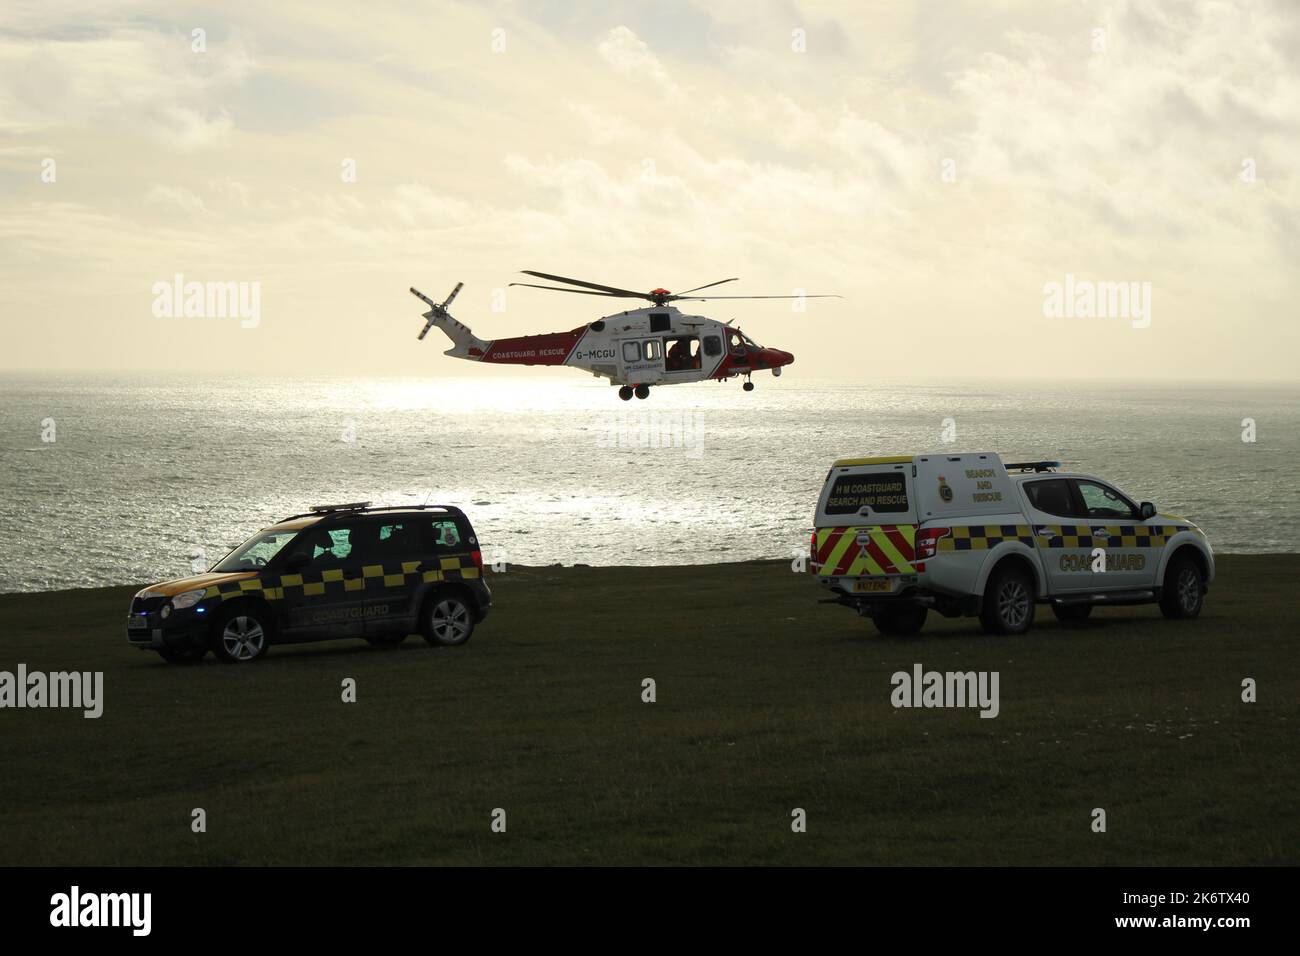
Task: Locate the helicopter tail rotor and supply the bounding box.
[410,283,490,358]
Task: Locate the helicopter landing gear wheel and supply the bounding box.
[743,380,755,392]
[618,386,633,401]
[634,384,650,400]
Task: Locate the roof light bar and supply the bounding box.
[1003,461,1062,473]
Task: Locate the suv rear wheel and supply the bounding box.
[422,592,476,646]
[212,606,271,662]
[980,565,1035,635]
[1159,552,1204,619]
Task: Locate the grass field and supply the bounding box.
[0,555,1295,866]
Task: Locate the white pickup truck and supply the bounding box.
[810,453,1214,636]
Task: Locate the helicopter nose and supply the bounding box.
[770,349,794,366]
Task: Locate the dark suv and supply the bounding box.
[126,503,492,663]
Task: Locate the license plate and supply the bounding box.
[128,614,149,630]
[852,579,896,594]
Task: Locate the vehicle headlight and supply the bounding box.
[135,588,164,600]
[170,589,206,610]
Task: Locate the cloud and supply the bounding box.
[597,26,680,96]
[0,24,251,147]
[0,0,1296,379]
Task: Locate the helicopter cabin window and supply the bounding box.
[642,340,662,360]
[703,335,722,357]
[622,341,641,363]
[727,330,746,355]
[664,336,701,371]
[649,313,671,333]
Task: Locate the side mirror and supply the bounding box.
[1139,501,1156,520]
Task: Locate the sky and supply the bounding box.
[0,0,1296,381]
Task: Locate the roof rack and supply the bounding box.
[276,503,466,523]
[309,501,371,514]
[1004,460,1062,473]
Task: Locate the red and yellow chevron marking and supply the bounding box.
[813,525,916,576]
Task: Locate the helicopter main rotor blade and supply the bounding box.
[520,270,647,298]
[508,282,633,298]
[674,294,844,300]
[672,277,739,296]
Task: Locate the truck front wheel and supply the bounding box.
[1159,552,1204,619]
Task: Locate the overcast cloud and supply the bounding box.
[0,0,1296,380]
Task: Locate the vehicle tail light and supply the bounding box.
[470,549,484,571]
[809,531,818,570]
[915,527,950,560]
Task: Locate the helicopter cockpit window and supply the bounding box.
[664,336,701,371]
[622,341,641,363]
[727,330,746,355]
[703,335,722,357]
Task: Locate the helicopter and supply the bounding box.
[408,270,838,400]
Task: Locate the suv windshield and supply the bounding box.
[212,528,300,572]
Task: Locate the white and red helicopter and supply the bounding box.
[408,271,837,400]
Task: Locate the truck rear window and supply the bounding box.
[825,473,909,515]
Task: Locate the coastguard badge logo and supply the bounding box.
[938,474,954,503]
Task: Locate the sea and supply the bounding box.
[0,372,1294,593]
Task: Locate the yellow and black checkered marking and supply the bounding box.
[201,554,481,602]
[1031,524,1192,548]
[936,525,1035,552]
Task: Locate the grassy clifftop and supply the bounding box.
[0,555,1295,865]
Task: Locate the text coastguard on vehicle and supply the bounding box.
[809,453,1213,637]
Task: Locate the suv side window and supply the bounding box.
[1074,479,1137,520]
[1024,478,1081,518]
[291,524,361,570]
[428,519,462,550]
[372,521,420,562]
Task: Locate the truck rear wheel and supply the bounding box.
[871,605,928,637]
[980,566,1035,635]
[1159,552,1204,619]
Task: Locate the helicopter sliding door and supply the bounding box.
[617,336,665,384]
[662,335,704,375]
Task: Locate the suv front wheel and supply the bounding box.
[422,592,476,647]
[212,606,271,662]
